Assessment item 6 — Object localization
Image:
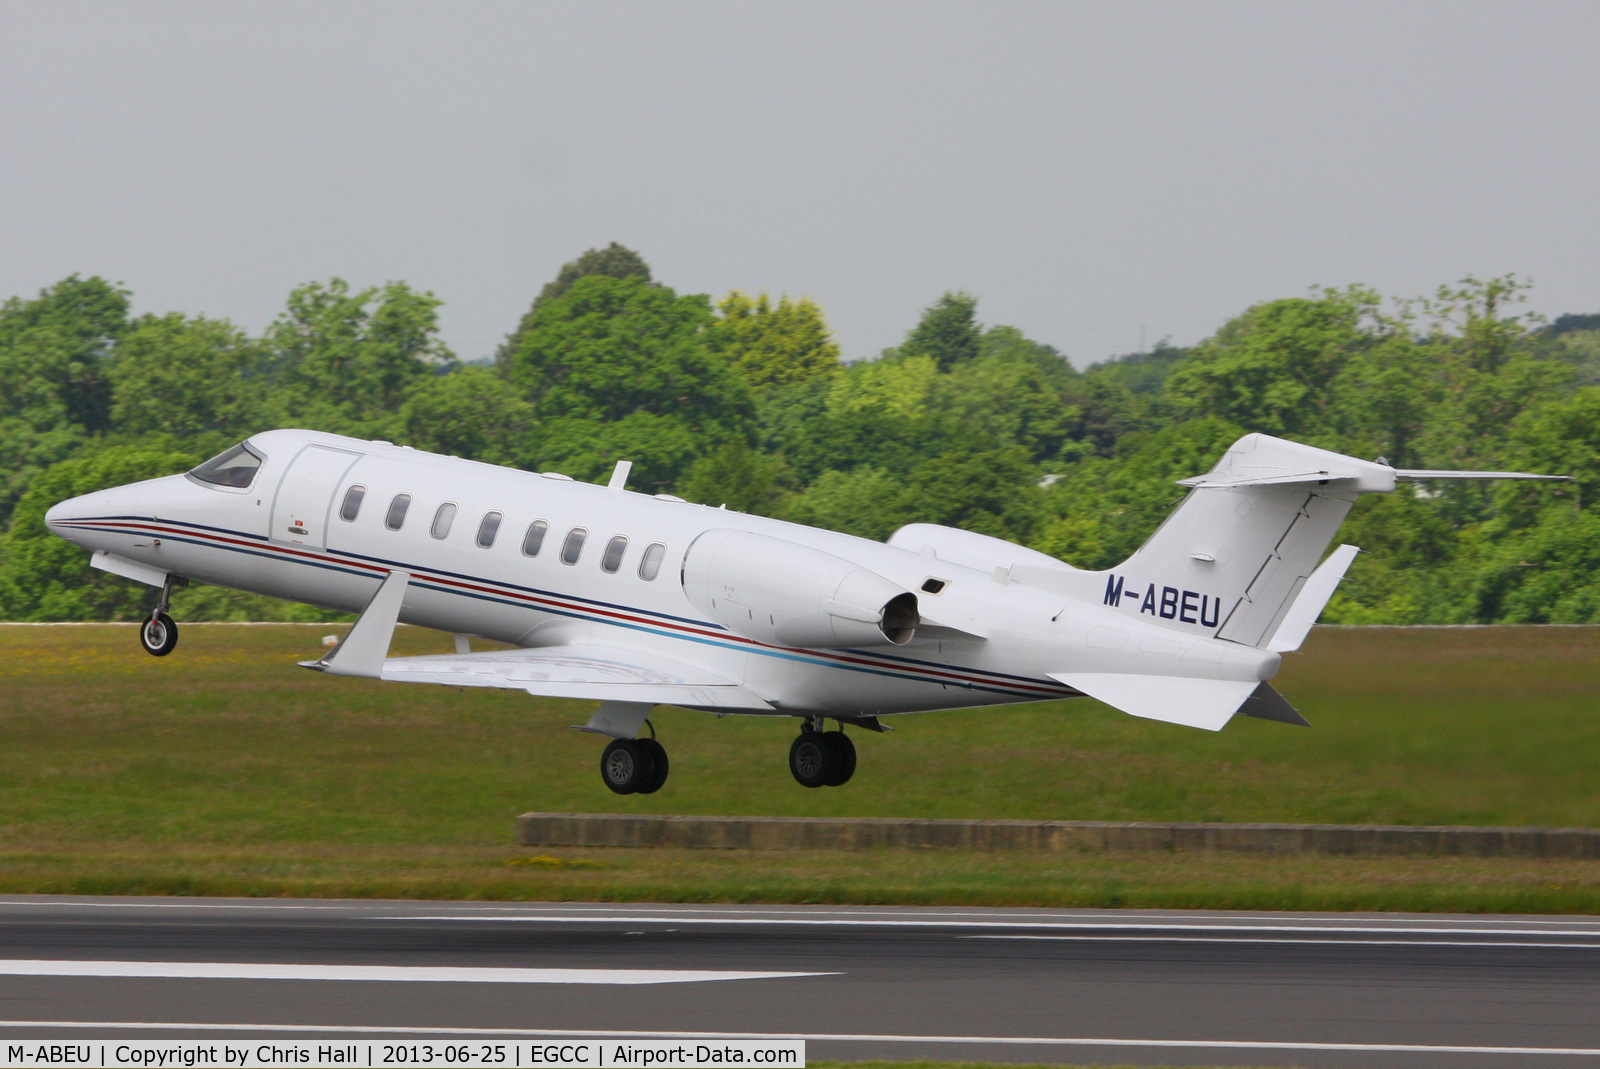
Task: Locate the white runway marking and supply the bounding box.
[0,1021,1595,1057]
[0,961,826,985]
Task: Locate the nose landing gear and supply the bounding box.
[138,576,183,657]
[789,719,856,788]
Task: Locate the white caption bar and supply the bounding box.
[0,1040,805,1068]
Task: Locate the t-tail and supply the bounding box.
[1051,433,1567,731]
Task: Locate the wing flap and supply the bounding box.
[1048,671,1261,732]
[376,644,774,711]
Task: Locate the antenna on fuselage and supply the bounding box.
[607,460,632,491]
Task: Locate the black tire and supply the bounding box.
[789,732,833,789]
[600,738,655,795]
[139,613,178,657]
[822,731,856,787]
[636,738,669,794]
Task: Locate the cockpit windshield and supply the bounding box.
[189,442,265,489]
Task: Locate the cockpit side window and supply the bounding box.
[189,443,264,489]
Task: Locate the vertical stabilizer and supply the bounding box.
[1084,434,1563,650]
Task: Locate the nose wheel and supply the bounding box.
[139,612,179,656]
[138,575,181,657]
[789,721,856,788]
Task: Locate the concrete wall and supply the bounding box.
[517,812,1600,857]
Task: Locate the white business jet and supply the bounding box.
[44,430,1565,794]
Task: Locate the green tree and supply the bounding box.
[896,291,981,371]
[0,274,129,433]
[109,313,265,439]
[0,275,131,524]
[676,439,792,515]
[496,242,653,365]
[1164,287,1380,438]
[941,327,1081,463]
[397,365,539,467]
[782,468,915,541]
[500,275,751,489]
[707,291,841,391]
[266,279,454,436]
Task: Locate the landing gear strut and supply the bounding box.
[789,718,856,788]
[599,721,669,795]
[138,576,181,657]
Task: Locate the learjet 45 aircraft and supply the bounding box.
[45,429,1566,794]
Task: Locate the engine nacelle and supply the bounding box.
[887,522,1077,575]
[681,529,919,648]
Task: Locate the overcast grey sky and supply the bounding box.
[2,1,1596,366]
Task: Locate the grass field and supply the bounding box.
[2,622,1599,911]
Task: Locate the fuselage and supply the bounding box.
[45,429,1278,718]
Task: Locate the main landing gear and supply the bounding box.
[138,576,183,657]
[599,722,669,795]
[789,718,856,788]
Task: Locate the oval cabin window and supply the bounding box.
[561,528,587,565]
[522,520,548,557]
[431,502,457,540]
[477,511,502,548]
[385,494,411,531]
[339,485,366,522]
[638,542,666,581]
[600,535,628,573]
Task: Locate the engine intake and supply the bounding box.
[681,529,919,648]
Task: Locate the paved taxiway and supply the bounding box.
[0,897,1597,1068]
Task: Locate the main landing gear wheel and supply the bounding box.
[789,725,856,789]
[822,730,856,787]
[637,738,669,795]
[139,612,178,657]
[600,737,669,795]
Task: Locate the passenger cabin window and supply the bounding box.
[477,511,502,548]
[561,527,587,565]
[385,494,411,531]
[339,485,366,522]
[189,442,264,489]
[521,520,548,557]
[638,542,666,581]
[431,503,457,539]
[600,535,628,573]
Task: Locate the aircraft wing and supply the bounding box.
[373,644,773,710]
[297,570,771,710]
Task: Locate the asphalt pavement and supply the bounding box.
[1,896,1598,1068]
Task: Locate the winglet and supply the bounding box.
[1266,544,1359,654]
[300,571,410,678]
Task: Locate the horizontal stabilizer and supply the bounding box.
[1048,672,1261,732]
[1396,468,1570,482]
[1238,682,1310,727]
[1266,543,1359,654]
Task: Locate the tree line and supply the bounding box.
[2,243,1598,623]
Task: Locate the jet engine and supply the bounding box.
[681,529,919,648]
[888,522,1077,574]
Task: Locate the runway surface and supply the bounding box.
[1,896,1598,1068]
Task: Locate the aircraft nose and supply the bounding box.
[44,486,134,544]
[44,497,74,530]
